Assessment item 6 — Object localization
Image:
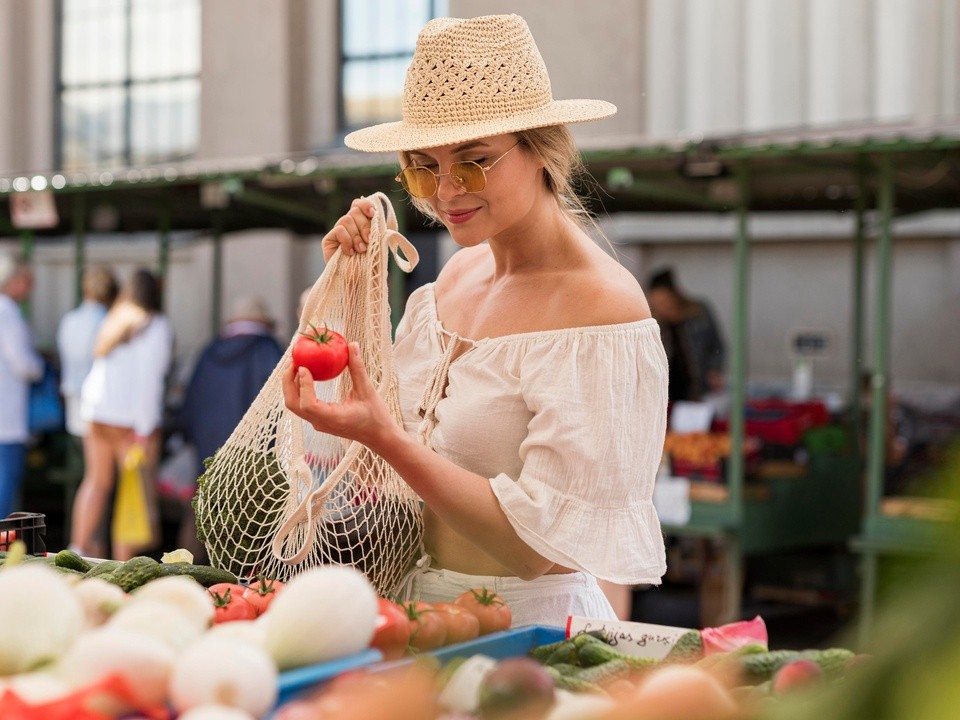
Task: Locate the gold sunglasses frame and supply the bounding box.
[395,142,521,198]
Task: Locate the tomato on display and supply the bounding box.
[370,597,412,660]
[209,586,257,623]
[292,324,349,381]
[403,601,447,651]
[432,602,480,645]
[454,588,512,635]
[241,576,284,616]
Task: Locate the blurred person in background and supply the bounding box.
[0,252,43,518]
[647,267,726,402]
[180,295,282,478]
[176,295,282,559]
[71,269,172,559]
[57,266,119,439]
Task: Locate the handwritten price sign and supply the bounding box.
[565,616,692,659]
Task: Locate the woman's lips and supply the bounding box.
[443,207,480,224]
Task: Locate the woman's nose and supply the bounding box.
[436,172,466,202]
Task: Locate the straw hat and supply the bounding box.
[344,14,616,153]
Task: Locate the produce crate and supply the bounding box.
[0,512,46,555]
[426,624,566,665]
[276,648,384,707]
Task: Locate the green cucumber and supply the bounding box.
[55,549,91,573]
[158,562,238,587]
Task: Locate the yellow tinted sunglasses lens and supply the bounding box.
[399,167,438,198]
[450,161,486,192]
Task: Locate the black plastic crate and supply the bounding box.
[0,512,47,556]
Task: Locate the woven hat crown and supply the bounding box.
[403,14,552,129]
[344,14,615,152]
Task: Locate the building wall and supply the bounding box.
[646,0,960,138]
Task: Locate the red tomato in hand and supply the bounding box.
[240,576,284,616]
[454,588,512,635]
[209,586,257,623]
[432,602,481,645]
[371,598,412,660]
[291,324,349,381]
[403,601,447,651]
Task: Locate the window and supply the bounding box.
[339,0,447,131]
[57,0,201,171]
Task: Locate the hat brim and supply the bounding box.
[343,99,616,153]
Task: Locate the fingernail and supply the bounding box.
[358,242,367,252]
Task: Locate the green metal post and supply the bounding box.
[850,159,867,456]
[211,214,224,336]
[865,156,894,520]
[858,156,895,644]
[158,193,171,309]
[73,194,86,307]
[19,230,34,317]
[727,162,751,525]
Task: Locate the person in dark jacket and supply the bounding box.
[647,267,726,402]
[179,295,283,477]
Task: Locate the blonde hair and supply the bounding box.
[94,268,161,357]
[398,125,609,245]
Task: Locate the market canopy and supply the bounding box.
[1,119,958,238]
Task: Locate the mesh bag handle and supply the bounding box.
[193,192,424,595]
[272,194,416,564]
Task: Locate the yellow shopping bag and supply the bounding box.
[112,445,151,547]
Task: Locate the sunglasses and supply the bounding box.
[395,142,520,199]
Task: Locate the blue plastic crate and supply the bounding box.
[427,624,566,664]
[275,647,384,707]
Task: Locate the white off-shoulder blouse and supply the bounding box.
[392,283,669,585]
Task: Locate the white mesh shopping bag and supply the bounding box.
[193,192,424,595]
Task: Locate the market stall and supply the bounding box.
[3,119,959,640]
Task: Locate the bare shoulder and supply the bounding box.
[573,260,652,326]
[434,245,490,295]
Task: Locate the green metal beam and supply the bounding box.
[73,194,86,307]
[865,156,895,522]
[850,160,867,456]
[211,212,224,336]
[19,230,34,317]
[229,185,330,227]
[727,161,751,526]
[158,192,171,309]
[606,169,730,211]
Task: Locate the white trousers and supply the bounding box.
[407,564,617,629]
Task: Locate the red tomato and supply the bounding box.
[240,576,284,616]
[0,530,16,547]
[454,588,512,635]
[371,598,412,660]
[209,586,257,623]
[432,602,481,646]
[291,324,349,381]
[402,601,446,651]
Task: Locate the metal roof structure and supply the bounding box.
[1,119,957,239]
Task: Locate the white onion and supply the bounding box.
[263,565,378,670]
[129,575,214,631]
[170,636,278,717]
[0,564,84,675]
[57,627,176,710]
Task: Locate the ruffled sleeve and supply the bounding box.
[488,322,669,584]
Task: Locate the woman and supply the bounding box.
[71,269,173,560]
[283,14,668,625]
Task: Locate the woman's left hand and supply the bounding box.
[282,342,395,450]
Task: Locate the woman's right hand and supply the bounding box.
[321,196,378,263]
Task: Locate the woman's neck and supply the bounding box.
[487,196,587,279]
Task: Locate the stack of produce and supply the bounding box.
[0,543,382,719]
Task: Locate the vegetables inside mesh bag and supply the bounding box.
[192,193,423,596]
